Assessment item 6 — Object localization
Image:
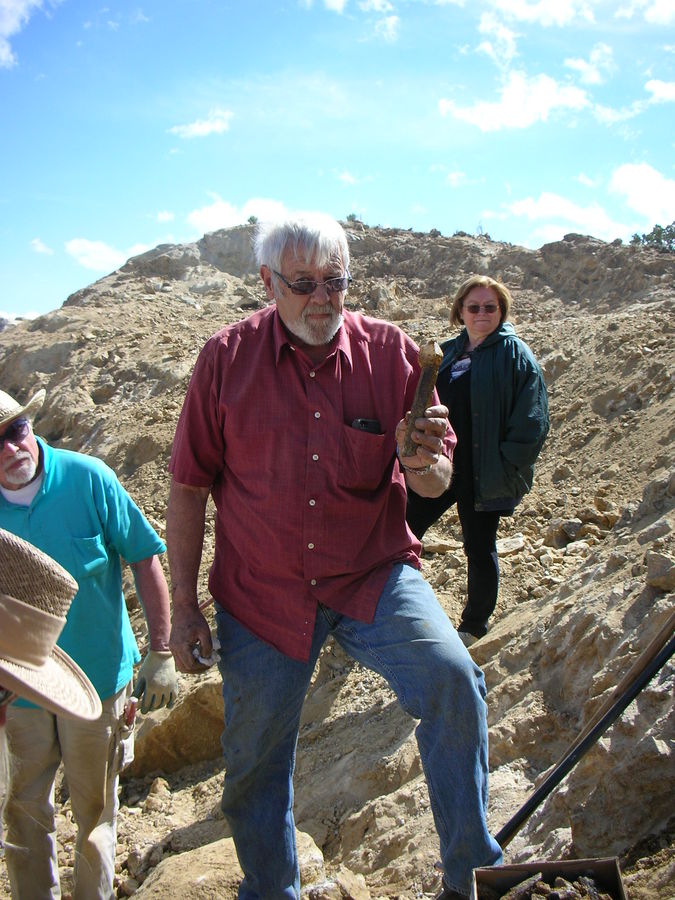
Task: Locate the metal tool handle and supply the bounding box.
[495,631,675,849]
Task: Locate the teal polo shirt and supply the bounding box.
[0,437,166,702]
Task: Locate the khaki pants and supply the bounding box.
[4,683,133,900]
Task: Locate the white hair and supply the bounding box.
[253,212,350,273]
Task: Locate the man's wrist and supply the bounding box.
[397,445,433,475]
[170,585,201,611]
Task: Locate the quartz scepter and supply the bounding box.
[401,340,443,458]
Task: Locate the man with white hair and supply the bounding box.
[167,212,502,900]
[0,388,177,899]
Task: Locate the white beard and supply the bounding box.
[2,454,37,487]
[289,305,343,346]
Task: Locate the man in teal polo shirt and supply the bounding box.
[0,387,177,899]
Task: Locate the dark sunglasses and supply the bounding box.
[0,686,16,707]
[272,269,352,296]
[464,303,499,315]
[0,418,30,450]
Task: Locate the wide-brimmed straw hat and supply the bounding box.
[0,388,46,430]
[0,529,101,720]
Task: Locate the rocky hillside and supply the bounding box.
[0,223,673,899]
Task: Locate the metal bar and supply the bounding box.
[495,631,675,849]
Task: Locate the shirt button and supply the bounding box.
[307,542,315,550]
[314,411,321,418]
[312,453,319,461]
[309,499,316,506]
[311,579,317,586]
[309,371,316,378]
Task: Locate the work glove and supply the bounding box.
[134,650,178,713]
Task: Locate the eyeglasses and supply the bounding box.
[0,687,16,707]
[272,270,352,296]
[0,418,30,450]
[464,303,499,315]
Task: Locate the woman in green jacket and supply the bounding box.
[406,275,549,646]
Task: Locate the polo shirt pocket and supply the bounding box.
[70,535,109,579]
[338,424,391,491]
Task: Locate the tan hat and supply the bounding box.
[0,388,46,431]
[0,529,102,720]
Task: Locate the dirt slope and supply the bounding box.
[0,223,673,899]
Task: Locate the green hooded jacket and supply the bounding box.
[438,321,550,510]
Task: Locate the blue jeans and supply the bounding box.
[215,563,502,899]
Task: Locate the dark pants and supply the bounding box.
[406,487,501,638]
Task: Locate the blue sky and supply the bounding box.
[2,0,674,319]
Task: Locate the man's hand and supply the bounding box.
[395,404,452,498]
[169,604,214,673]
[396,404,449,470]
[134,650,178,713]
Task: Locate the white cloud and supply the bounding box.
[644,0,675,24]
[186,196,290,235]
[575,172,597,187]
[593,78,675,125]
[500,190,630,241]
[609,162,675,223]
[446,171,467,187]
[375,14,399,41]
[0,309,38,322]
[645,79,675,102]
[617,0,675,23]
[565,42,614,85]
[65,238,149,271]
[593,101,643,124]
[338,171,358,185]
[168,108,233,139]
[30,237,54,255]
[324,0,347,11]
[156,210,174,223]
[335,169,373,186]
[439,71,589,131]
[0,0,43,68]
[359,0,393,10]
[488,0,597,27]
[477,12,518,67]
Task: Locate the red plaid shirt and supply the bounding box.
[170,306,455,661]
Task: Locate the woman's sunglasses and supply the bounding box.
[464,303,498,315]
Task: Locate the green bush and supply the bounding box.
[630,221,675,252]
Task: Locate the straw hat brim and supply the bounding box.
[0,645,102,720]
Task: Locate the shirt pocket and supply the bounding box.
[70,534,109,580]
[337,423,392,491]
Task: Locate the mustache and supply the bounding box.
[3,451,32,466]
[302,303,335,319]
